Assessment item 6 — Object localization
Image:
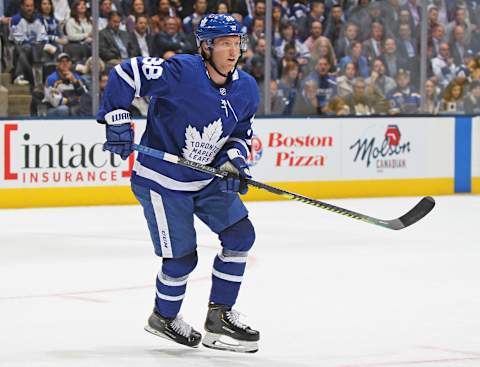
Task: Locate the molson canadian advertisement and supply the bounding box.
[0,116,456,208]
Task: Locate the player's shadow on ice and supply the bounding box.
[48,345,308,367]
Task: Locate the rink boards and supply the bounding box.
[0,116,477,208]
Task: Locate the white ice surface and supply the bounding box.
[1,195,479,367]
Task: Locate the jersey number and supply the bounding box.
[142,58,164,80]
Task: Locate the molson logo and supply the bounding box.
[268,132,333,167]
[349,124,410,170]
[3,123,133,184]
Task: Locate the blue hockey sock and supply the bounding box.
[155,252,197,318]
[209,217,255,306]
[210,248,248,306]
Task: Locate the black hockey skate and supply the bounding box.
[202,303,260,353]
[144,310,202,348]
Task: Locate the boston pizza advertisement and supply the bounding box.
[248,118,342,181]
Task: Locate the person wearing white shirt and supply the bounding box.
[431,42,456,88]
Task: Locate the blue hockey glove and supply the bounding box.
[219,149,251,195]
[102,109,134,160]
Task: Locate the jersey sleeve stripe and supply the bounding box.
[227,137,248,153]
[131,57,141,97]
[114,64,135,90]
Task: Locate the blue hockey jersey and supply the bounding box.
[97,54,259,194]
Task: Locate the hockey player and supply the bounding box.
[96,14,260,353]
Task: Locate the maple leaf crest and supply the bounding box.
[182,118,228,164]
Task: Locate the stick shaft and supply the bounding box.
[131,144,434,230]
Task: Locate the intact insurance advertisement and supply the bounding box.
[0,119,146,189]
[249,117,454,182]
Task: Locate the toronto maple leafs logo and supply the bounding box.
[182,118,228,164]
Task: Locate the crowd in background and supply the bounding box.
[1,0,480,117]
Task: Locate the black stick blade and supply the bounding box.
[388,196,436,230]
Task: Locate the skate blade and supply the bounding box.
[144,325,199,348]
[202,332,258,353]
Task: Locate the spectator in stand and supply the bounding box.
[274,21,309,63]
[431,42,456,88]
[322,95,349,115]
[303,20,322,54]
[365,58,397,97]
[153,15,195,56]
[339,41,369,78]
[38,0,68,60]
[99,11,136,66]
[43,52,86,116]
[336,62,356,97]
[291,0,309,22]
[51,0,70,24]
[430,23,445,57]
[243,0,265,32]
[439,79,465,114]
[450,25,469,67]
[277,60,300,115]
[129,14,154,57]
[245,36,278,80]
[125,0,148,33]
[216,1,229,14]
[421,78,441,114]
[182,0,207,34]
[347,0,372,40]
[402,0,421,32]
[296,0,325,42]
[397,22,418,84]
[258,79,287,115]
[309,36,337,74]
[434,0,455,26]
[77,71,109,116]
[292,79,321,115]
[446,7,473,45]
[381,37,408,81]
[98,0,113,31]
[271,3,285,46]
[304,56,336,113]
[78,56,105,90]
[469,26,480,55]
[427,4,440,28]
[366,1,384,26]
[9,0,48,87]
[324,4,345,46]
[335,22,358,60]
[382,0,401,36]
[152,0,179,34]
[277,43,297,79]
[464,80,480,114]
[363,21,385,66]
[387,69,421,114]
[343,77,379,116]
[247,16,264,54]
[64,0,92,63]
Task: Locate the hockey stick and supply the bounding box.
[131,144,435,230]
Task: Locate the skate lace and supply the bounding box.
[225,309,248,330]
[170,315,193,338]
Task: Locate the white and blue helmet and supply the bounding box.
[195,14,248,51]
